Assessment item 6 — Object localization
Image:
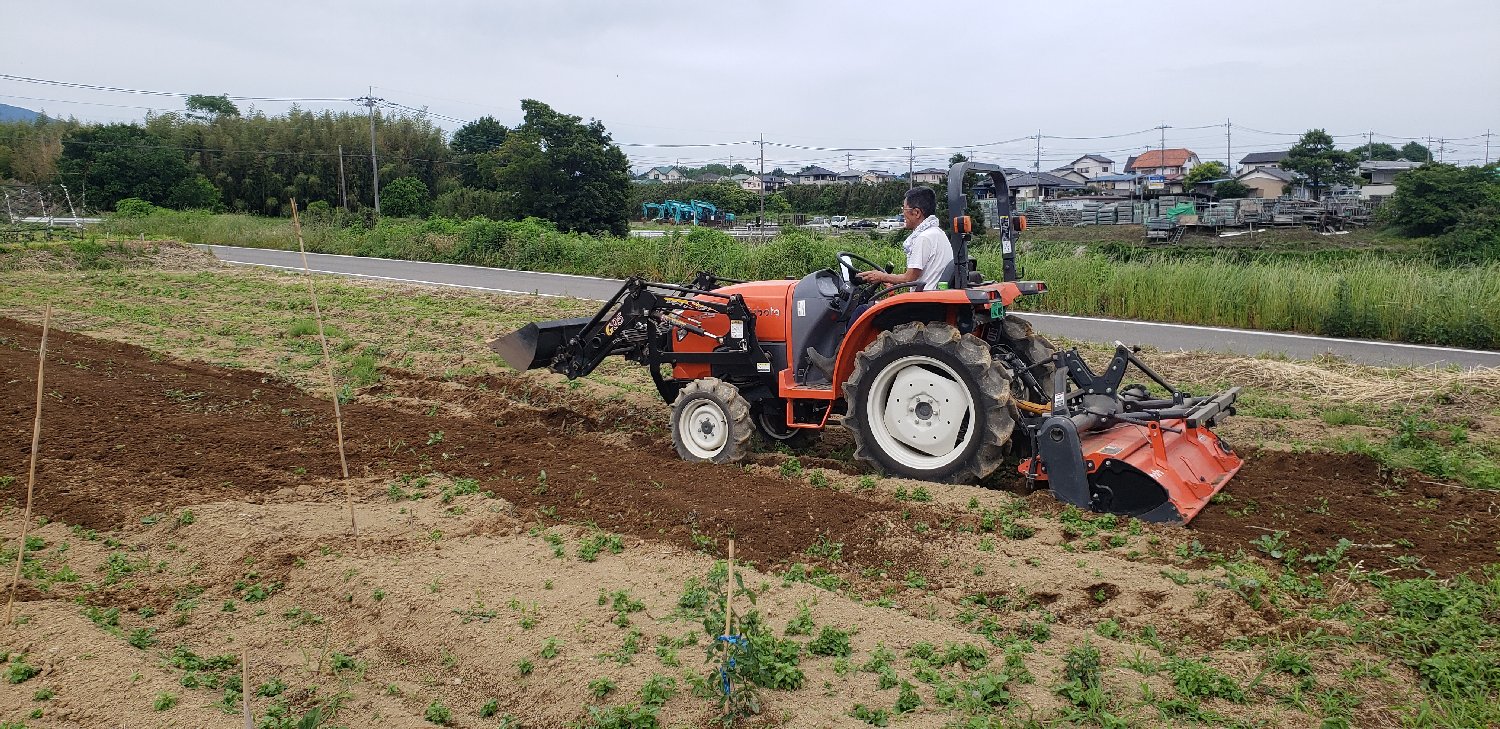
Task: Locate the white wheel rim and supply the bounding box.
[866,354,976,471]
[680,399,729,459]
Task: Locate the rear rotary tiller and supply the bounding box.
[1013,345,1242,524]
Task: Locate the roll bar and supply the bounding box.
[945,162,1019,286]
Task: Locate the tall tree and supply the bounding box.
[450,116,508,155]
[58,123,216,209]
[1184,160,1228,186]
[184,94,240,122]
[1282,129,1359,200]
[489,100,630,236]
[1400,141,1432,163]
[1349,142,1399,161]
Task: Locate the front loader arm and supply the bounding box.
[491,276,766,383]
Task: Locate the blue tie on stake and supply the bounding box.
[716,634,747,696]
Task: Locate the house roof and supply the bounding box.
[1239,151,1288,165]
[697,173,723,182]
[1359,159,1422,171]
[1127,149,1198,171]
[914,167,947,175]
[1237,166,1297,182]
[838,169,865,178]
[1071,154,1114,165]
[798,166,836,176]
[730,174,751,181]
[1007,172,1084,188]
[648,166,676,175]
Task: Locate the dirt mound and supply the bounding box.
[1189,449,1500,577]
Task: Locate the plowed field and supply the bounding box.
[1,251,1497,728]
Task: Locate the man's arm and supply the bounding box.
[858,268,921,285]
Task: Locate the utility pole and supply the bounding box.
[757,133,765,227]
[1485,129,1493,166]
[1426,135,1433,163]
[1438,137,1445,163]
[1156,124,1171,194]
[1033,130,1041,173]
[845,152,853,171]
[1365,131,1374,161]
[907,141,914,190]
[1225,118,1231,171]
[337,144,349,212]
[355,88,385,213]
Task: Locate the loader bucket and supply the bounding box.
[489,317,592,372]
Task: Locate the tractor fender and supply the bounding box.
[829,290,975,392]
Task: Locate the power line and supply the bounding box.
[0,73,347,103]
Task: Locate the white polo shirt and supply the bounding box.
[903,215,953,292]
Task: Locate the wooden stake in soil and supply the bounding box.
[241,645,253,729]
[289,199,358,537]
[721,539,736,679]
[4,305,51,626]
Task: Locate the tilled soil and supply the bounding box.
[4,316,1496,579]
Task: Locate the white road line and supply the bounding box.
[1019,312,1499,357]
[220,260,567,298]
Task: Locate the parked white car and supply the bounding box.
[830,215,850,228]
[877,216,903,230]
[802,216,832,230]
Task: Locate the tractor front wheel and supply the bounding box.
[671,378,752,464]
[843,322,1014,483]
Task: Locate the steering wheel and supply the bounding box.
[836,251,889,291]
[833,251,892,318]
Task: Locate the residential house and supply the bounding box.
[837,169,866,184]
[1357,159,1422,198]
[1087,172,1142,194]
[1003,172,1085,202]
[1066,154,1115,177]
[644,166,687,183]
[1126,149,1200,179]
[863,170,897,184]
[971,169,1038,199]
[1237,151,1288,176]
[1048,167,1091,184]
[696,173,724,183]
[1235,166,1307,200]
[796,166,839,185]
[911,167,947,185]
[1126,149,1201,193]
[740,174,792,193]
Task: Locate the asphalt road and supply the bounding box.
[200,244,1500,370]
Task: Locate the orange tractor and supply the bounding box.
[494,163,1242,523]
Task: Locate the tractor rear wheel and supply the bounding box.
[671,378,752,464]
[999,314,1059,404]
[843,322,1014,483]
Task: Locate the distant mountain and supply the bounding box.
[0,104,41,123]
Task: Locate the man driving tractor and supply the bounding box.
[856,186,953,292]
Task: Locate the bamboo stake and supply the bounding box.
[289,200,357,538]
[241,645,253,729]
[720,539,735,681]
[5,305,50,626]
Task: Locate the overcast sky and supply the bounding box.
[6,0,1498,170]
